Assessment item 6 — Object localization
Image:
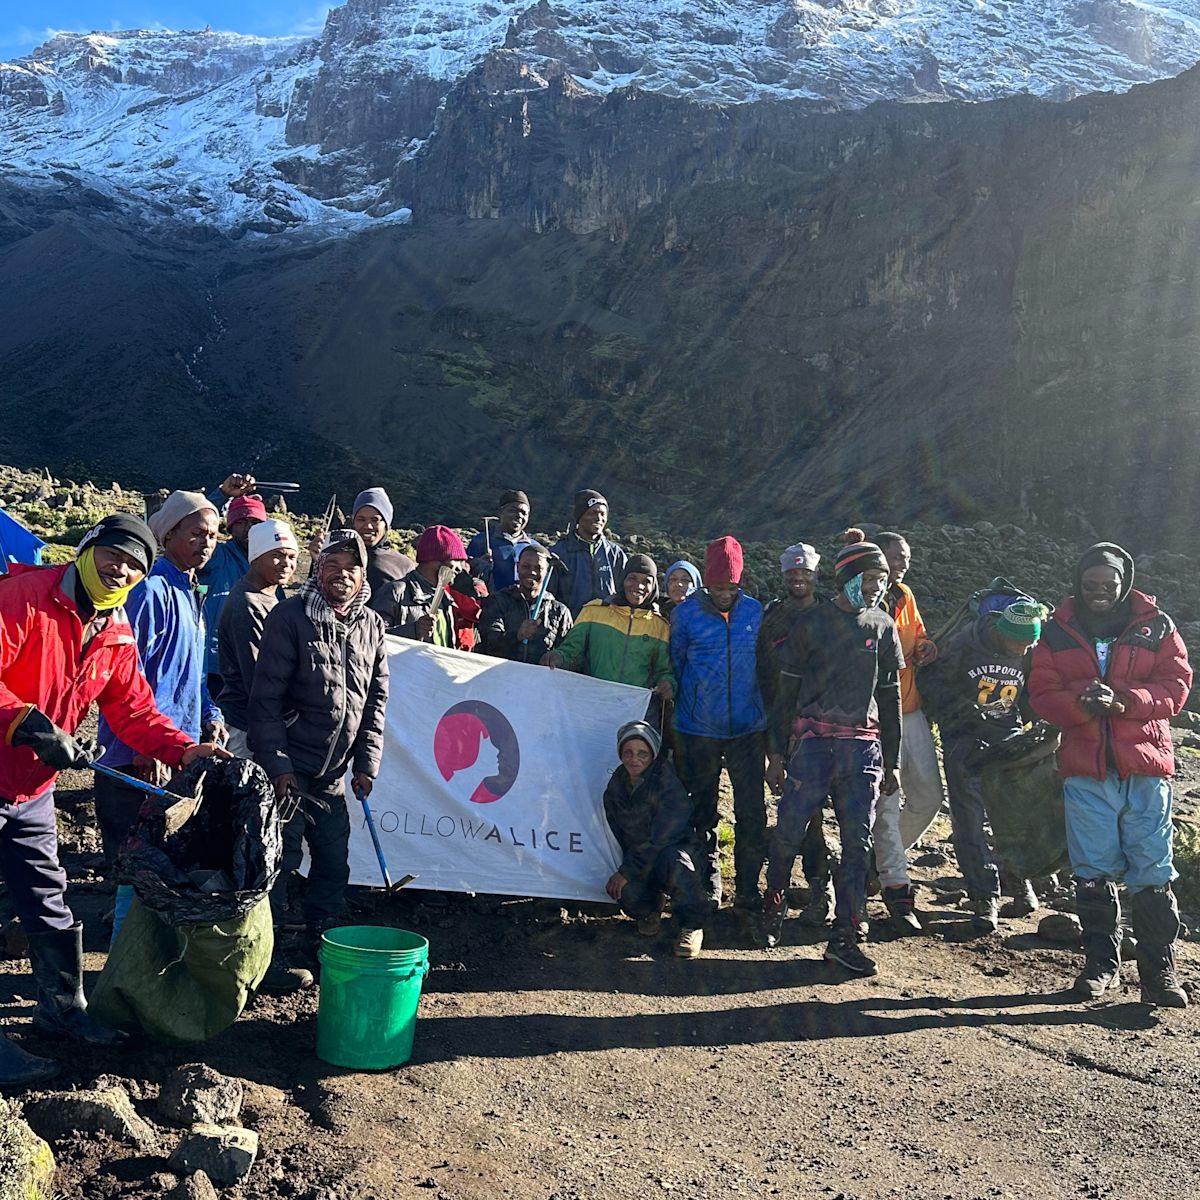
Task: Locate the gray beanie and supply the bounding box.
[617,720,661,759]
[147,490,217,545]
[354,487,394,527]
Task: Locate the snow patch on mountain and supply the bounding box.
[3,1,1200,234]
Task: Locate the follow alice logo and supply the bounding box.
[433,701,521,804]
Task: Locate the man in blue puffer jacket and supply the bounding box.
[670,536,768,924]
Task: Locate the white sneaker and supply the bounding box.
[674,928,703,959]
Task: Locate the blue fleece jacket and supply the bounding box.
[466,529,537,593]
[97,557,222,766]
[198,539,250,676]
[670,589,767,739]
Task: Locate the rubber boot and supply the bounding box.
[1131,886,1188,1009]
[259,928,315,994]
[882,883,923,934]
[26,924,127,1046]
[1073,878,1121,1000]
[0,1031,60,1087]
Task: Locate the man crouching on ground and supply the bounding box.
[250,529,390,993]
[603,721,711,959]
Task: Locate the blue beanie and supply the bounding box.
[353,487,393,527]
[665,560,702,592]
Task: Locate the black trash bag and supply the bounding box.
[977,723,1071,880]
[120,756,283,926]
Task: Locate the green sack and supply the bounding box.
[91,895,274,1043]
[979,726,1071,880]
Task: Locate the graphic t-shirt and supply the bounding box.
[1095,638,1115,678]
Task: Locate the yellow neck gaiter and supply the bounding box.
[77,547,137,611]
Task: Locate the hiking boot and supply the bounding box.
[1131,887,1186,1009]
[969,896,999,933]
[797,880,833,928]
[1140,971,1189,1009]
[1001,879,1040,918]
[27,925,127,1048]
[1072,958,1121,1000]
[0,1031,60,1088]
[674,928,703,959]
[882,884,923,935]
[762,889,786,949]
[637,912,662,937]
[259,952,315,995]
[853,910,870,943]
[824,934,878,977]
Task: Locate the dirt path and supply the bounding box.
[3,775,1199,1200]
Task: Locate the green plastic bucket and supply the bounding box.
[316,926,429,1069]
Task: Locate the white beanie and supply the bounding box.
[147,490,218,545]
[248,519,299,562]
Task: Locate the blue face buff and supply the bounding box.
[842,574,867,610]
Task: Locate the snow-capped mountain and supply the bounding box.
[4,0,1200,233]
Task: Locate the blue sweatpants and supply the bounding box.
[0,790,75,934]
[767,737,881,934]
[1064,772,1175,892]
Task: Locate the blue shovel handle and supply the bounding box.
[355,785,395,891]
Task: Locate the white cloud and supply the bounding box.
[287,3,334,37]
[0,25,59,52]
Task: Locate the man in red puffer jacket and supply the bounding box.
[1029,542,1192,1008]
[0,514,227,1085]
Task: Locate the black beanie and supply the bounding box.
[834,531,888,587]
[573,489,607,523]
[499,489,530,509]
[76,513,156,575]
[1074,542,1135,605]
[616,553,660,609]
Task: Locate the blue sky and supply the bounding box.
[0,2,337,52]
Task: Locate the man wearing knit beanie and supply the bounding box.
[371,525,471,647]
[199,491,268,698]
[549,488,628,617]
[96,489,226,941]
[0,511,227,1084]
[670,537,769,929]
[467,489,535,594]
[217,520,299,758]
[352,487,415,594]
[763,529,902,973]
[1030,543,1192,1007]
[757,539,833,928]
[920,597,1046,935]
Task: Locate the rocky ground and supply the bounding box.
[2,751,1200,1200]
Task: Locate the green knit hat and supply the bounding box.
[995,601,1045,644]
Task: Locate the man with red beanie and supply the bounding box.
[764,531,903,975]
[670,537,768,927]
[200,489,268,697]
[0,513,228,1084]
[1029,542,1193,1007]
[371,525,476,647]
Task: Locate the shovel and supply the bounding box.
[90,761,203,838]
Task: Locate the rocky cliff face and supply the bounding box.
[5,0,1200,232]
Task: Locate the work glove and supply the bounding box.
[9,708,99,771]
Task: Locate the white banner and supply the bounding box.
[348,639,649,902]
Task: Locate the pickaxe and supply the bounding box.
[522,551,566,646]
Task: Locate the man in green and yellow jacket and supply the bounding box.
[542,554,674,717]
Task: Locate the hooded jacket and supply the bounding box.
[0,564,193,804]
[249,593,390,782]
[547,528,628,617]
[554,560,672,689]
[920,612,1033,747]
[1029,548,1191,780]
[670,588,766,739]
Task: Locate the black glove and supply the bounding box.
[9,708,98,771]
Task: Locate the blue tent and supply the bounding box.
[0,507,46,574]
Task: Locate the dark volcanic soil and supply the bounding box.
[3,761,1200,1200]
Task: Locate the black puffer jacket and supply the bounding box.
[248,595,390,783]
[602,757,699,882]
[480,585,574,663]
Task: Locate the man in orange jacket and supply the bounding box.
[0,513,227,1085]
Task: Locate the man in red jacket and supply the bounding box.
[1029,542,1193,1007]
[0,514,226,1085]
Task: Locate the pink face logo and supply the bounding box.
[433,701,520,804]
